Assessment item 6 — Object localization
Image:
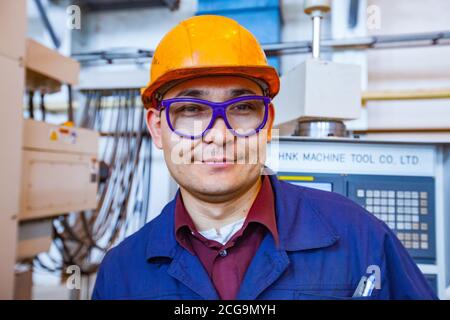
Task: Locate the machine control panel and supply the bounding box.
[280,174,436,263]
[348,176,435,262]
[269,138,449,297]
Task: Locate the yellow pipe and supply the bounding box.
[362,88,450,102]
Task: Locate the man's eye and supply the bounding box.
[177,105,203,113]
[231,103,254,111]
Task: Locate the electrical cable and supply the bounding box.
[36,89,152,276]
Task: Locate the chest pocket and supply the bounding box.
[259,285,378,300]
[294,289,377,300]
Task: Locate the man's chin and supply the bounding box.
[191,185,244,201]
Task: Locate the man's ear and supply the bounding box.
[146,108,163,149]
[267,103,275,142]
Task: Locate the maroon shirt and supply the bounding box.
[175,175,279,300]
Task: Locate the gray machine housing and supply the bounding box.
[267,137,450,298]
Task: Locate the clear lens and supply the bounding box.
[169,102,212,136]
[226,99,266,135]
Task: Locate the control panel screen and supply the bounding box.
[289,182,333,192]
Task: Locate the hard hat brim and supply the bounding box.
[141,65,280,109]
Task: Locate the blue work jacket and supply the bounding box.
[92,174,437,300]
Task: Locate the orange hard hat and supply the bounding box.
[141,15,280,109]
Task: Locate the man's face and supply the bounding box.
[146,76,275,202]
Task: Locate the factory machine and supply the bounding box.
[266,0,450,298]
[18,39,99,261]
[266,137,450,298]
[1,0,99,299]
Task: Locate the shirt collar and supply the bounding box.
[174,175,279,248]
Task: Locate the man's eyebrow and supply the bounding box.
[174,88,258,98]
[228,88,258,98]
[175,89,208,98]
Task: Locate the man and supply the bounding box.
[92,15,436,300]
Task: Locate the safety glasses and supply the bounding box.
[159,95,270,139]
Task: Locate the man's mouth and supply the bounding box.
[201,158,235,164]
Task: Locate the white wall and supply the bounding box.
[365,0,450,138]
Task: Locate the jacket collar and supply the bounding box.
[267,173,340,251]
[145,198,179,260]
[145,170,339,260]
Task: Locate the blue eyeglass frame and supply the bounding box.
[159,95,270,139]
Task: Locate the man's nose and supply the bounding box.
[203,117,233,145]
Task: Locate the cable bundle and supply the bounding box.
[34,89,152,279]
